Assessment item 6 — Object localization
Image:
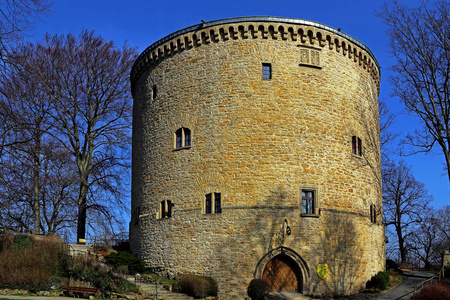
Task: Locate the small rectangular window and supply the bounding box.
[302,190,315,214]
[262,63,272,79]
[205,193,212,214]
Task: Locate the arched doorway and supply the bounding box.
[262,254,303,292]
[254,247,309,294]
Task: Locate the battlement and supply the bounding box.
[130,17,380,92]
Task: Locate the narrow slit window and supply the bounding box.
[160,200,166,218]
[205,193,212,214]
[352,136,362,156]
[185,128,191,146]
[214,193,222,214]
[152,85,157,100]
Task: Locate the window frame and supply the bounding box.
[300,187,319,217]
[262,63,272,80]
[174,127,192,150]
[158,200,173,219]
[352,136,362,156]
[370,204,377,223]
[204,192,222,215]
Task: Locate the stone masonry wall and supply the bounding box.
[130,18,385,299]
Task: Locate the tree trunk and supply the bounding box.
[33,138,41,234]
[76,175,89,244]
[397,227,407,265]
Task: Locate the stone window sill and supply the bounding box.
[301,213,320,218]
[173,146,191,151]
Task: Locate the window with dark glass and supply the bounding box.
[205,193,212,214]
[262,63,272,79]
[161,200,166,218]
[185,128,191,146]
[176,128,183,148]
[302,190,315,214]
[205,192,221,214]
[152,85,157,100]
[214,193,222,214]
[352,136,362,156]
[175,127,191,149]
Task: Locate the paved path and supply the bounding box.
[371,270,436,300]
[0,271,438,300]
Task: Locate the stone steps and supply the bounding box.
[67,243,90,256]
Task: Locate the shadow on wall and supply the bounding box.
[313,213,363,297]
[212,185,296,295]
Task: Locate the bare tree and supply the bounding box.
[434,206,450,252]
[31,31,137,243]
[0,41,55,233]
[409,210,441,268]
[0,45,78,236]
[0,0,52,66]
[383,159,432,264]
[378,1,450,184]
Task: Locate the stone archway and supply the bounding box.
[255,247,310,293]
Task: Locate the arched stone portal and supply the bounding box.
[255,247,310,293]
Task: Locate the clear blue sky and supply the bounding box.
[28,0,449,211]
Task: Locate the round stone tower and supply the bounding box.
[130,17,385,299]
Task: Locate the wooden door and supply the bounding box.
[262,255,302,292]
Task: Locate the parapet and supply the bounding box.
[130,16,381,93]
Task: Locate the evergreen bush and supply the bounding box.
[386,259,399,272]
[366,271,390,291]
[104,250,145,274]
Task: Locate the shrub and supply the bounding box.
[0,235,67,290]
[104,251,145,274]
[386,259,399,272]
[415,282,450,300]
[247,279,270,300]
[366,271,390,291]
[175,274,218,299]
[0,232,13,252]
[13,234,33,250]
[58,254,137,295]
